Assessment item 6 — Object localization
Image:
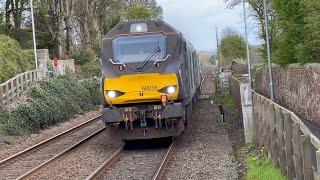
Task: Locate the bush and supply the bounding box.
[0,35,35,83]
[0,75,100,135]
[81,60,101,78]
[70,49,94,65]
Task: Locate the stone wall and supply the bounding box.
[231,60,248,75]
[254,63,320,127]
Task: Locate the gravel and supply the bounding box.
[0,109,101,160]
[162,68,238,180]
[102,148,167,180]
[27,130,122,180]
[0,116,104,179]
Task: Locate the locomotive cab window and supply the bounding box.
[112,34,166,63]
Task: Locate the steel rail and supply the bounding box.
[17,127,105,180]
[85,145,124,180]
[0,115,101,166]
[152,141,175,180]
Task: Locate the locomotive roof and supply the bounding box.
[103,20,180,39]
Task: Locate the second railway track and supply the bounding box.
[0,115,103,179]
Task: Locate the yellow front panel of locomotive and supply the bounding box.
[104,73,179,105]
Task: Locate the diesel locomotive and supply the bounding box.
[101,20,202,140]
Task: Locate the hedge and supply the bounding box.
[0,75,100,135]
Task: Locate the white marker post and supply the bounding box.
[30,0,38,69]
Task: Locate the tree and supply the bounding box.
[124,0,163,19]
[224,0,320,64]
[0,0,163,59]
[125,4,154,20]
[224,0,279,60]
[220,34,246,62]
[270,0,320,64]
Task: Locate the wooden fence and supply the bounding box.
[229,75,244,113]
[0,70,49,108]
[253,91,320,180]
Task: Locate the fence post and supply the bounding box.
[269,102,279,165]
[284,111,295,179]
[292,123,304,180]
[252,93,259,140]
[301,134,313,180]
[275,106,286,173]
[261,98,267,147]
[240,82,253,143]
[316,151,320,179]
[0,86,3,108]
[257,95,263,145]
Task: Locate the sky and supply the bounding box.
[156,0,262,52]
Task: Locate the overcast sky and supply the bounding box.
[156,0,262,51]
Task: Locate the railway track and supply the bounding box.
[86,141,175,180]
[0,115,103,179]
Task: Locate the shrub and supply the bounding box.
[80,60,101,78]
[70,49,94,65]
[0,75,100,135]
[0,35,35,83]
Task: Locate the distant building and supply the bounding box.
[199,50,214,68]
[250,45,264,64]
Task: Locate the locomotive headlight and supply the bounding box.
[106,90,125,99]
[158,85,177,94]
[107,91,116,98]
[167,86,176,94]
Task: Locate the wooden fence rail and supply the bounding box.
[253,91,320,180]
[0,70,50,108]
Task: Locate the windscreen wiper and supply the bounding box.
[136,47,161,70]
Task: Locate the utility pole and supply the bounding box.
[30,0,38,69]
[242,0,252,85]
[215,26,219,67]
[263,0,274,100]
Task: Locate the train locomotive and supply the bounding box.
[101,20,202,140]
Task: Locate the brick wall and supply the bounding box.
[254,63,320,127]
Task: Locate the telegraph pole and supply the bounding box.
[215,26,219,67]
[30,0,38,69]
[242,0,252,85]
[263,0,274,100]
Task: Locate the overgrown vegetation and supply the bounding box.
[241,144,286,180]
[212,93,234,109]
[0,35,34,83]
[70,49,100,78]
[0,75,100,135]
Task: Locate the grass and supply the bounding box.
[212,93,234,109]
[241,144,286,180]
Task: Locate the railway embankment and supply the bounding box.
[0,75,100,136]
[0,74,101,160]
